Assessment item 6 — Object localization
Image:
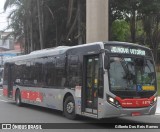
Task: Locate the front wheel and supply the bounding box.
[15,90,22,106]
[63,96,76,119]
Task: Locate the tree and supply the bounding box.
[109,0,141,43]
[112,20,130,41]
[4,0,86,53]
[138,0,160,64]
[109,0,160,64]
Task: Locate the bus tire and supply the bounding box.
[63,96,76,120]
[15,90,22,106]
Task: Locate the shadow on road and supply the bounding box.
[7,101,144,125]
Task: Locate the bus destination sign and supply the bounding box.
[110,46,146,56]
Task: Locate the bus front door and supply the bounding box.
[83,56,99,115]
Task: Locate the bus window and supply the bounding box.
[44,57,56,87]
[67,55,81,87]
[55,56,65,87]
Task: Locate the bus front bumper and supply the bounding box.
[98,101,157,119]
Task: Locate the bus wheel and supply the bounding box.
[63,96,76,119]
[15,90,22,106]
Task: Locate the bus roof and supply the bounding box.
[4,41,150,63]
[104,41,151,50]
[4,42,103,63]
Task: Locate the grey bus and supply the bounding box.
[3,42,157,119]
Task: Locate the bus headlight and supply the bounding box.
[154,97,157,102]
[150,96,157,106]
[108,97,114,103]
[107,95,121,108]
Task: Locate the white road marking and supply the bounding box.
[0,89,3,90]
[0,99,8,102]
[0,94,8,102]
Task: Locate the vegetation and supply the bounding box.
[4,0,86,53]
[157,72,160,96]
[109,0,160,64]
[3,0,160,65]
[3,0,160,95]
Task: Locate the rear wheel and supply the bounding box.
[63,96,76,119]
[15,90,22,106]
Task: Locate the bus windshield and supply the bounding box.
[109,56,156,92]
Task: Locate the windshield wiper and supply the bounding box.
[118,56,134,80]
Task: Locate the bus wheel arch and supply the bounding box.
[15,88,22,106]
[63,93,76,119]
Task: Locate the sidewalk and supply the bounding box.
[156,97,160,114]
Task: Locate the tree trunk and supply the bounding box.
[130,10,136,43]
[30,18,33,51]
[77,0,82,44]
[24,26,28,54]
[37,0,43,49]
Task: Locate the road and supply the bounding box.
[0,89,160,132]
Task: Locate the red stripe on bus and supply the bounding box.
[13,89,16,97]
[3,88,8,96]
[115,96,155,108]
[21,90,43,102]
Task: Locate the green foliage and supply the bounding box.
[135,20,146,44]
[138,0,160,64]
[112,20,130,41]
[157,72,160,96]
[3,0,160,63]
[109,0,160,64]
[4,0,86,53]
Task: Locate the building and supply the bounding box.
[0,31,22,66]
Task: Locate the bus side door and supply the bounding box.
[82,55,99,114]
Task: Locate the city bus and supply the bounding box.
[3,41,157,119]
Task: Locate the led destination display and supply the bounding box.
[110,47,146,56]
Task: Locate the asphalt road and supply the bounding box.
[0,89,160,132]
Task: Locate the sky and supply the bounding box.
[0,0,12,31]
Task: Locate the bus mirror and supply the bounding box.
[104,54,110,69]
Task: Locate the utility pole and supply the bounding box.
[86,0,109,43]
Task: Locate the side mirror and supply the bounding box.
[104,54,110,69]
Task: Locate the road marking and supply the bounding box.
[0,89,3,91]
[0,99,8,102]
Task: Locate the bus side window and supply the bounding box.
[34,58,44,87]
[44,57,56,87]
[67,55,81,87]
[55,55,66,87]
[15,61,26,86]
[43,55,66,88]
